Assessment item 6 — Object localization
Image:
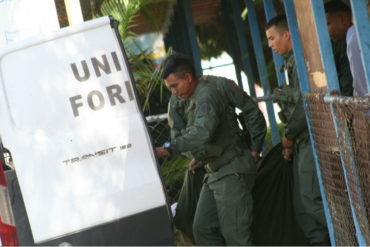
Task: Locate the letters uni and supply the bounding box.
[70,51,122,82]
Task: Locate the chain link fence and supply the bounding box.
[330,96,370,245]
[349,99,370,246]
[305,93,358,246]
[305,93,370,246]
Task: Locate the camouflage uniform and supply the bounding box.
[169,76,266,243]
[274,50,329,244]
[169,75,266,154]
[169,78,262,245]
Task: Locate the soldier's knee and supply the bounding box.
[192,220,224,245]
[192,217,206,239]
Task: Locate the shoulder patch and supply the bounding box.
[199,100,210,115]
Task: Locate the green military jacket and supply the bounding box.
[274,50,308,141]
[168,75,266,153]
[169,80,256,180]
[332,40,353,96]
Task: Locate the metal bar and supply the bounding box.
[283,1,336,245]
[245,0,280,145]
[146,113,168,123]
[202,62,235,71]
[283,1,311,94]
[262,0,285,87]
[324,95,369,105]
[329,102,367,246]
[254,95,275,102]
[309,2,341,94]
[181,0,202,76]
[230,0,256,97]
[349,0,370,93]
[311,1,367,244]
[221,0,243,88]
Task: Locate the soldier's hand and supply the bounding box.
[282,137,294,161]
[273,88,284,103]
[156,147,170,158]
[282,137,294,148]
[251,151,261,163]
[282,147,293,161]
[188,158,198,174]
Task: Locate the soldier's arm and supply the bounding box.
[223,78,267,153]
[156,96,185,159]
[171,88,223,155]
[168,95,186,140]
[284,94,307,140]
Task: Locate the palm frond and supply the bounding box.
[94,0,174,114]
[100,0,173,39]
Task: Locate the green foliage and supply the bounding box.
[160,156,189,203]
[196,25,223,60]
[93,0,174,114]
[265,122,284,150]
[125,44,172,114]
[80,0,105,20]
[241,7,248,20]
[99,0,172,40]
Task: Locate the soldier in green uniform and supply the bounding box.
[265,15,330,245]
[167,62,266,243]
[168,74,267,163]
[156,54,261,245]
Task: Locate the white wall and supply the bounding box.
[0,0,59,46]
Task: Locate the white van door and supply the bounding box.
[0,16,172,245]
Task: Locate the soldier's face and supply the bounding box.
[266,26,292,56]
[165,73,194,99]
[326,13,349,41]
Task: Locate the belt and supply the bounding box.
[204,146,243,173]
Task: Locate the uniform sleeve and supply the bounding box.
[168,95,186,140]
[284,93,307,140]
[171,88,223,155]
[223,79,267,152]
[283,58,308,141]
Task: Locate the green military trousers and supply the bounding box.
[293,137,330,245]
[193,173,255,246]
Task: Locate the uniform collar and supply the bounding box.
[279,50,294,73]
[283,49,294,61]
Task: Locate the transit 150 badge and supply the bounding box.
[62,143,132,165]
